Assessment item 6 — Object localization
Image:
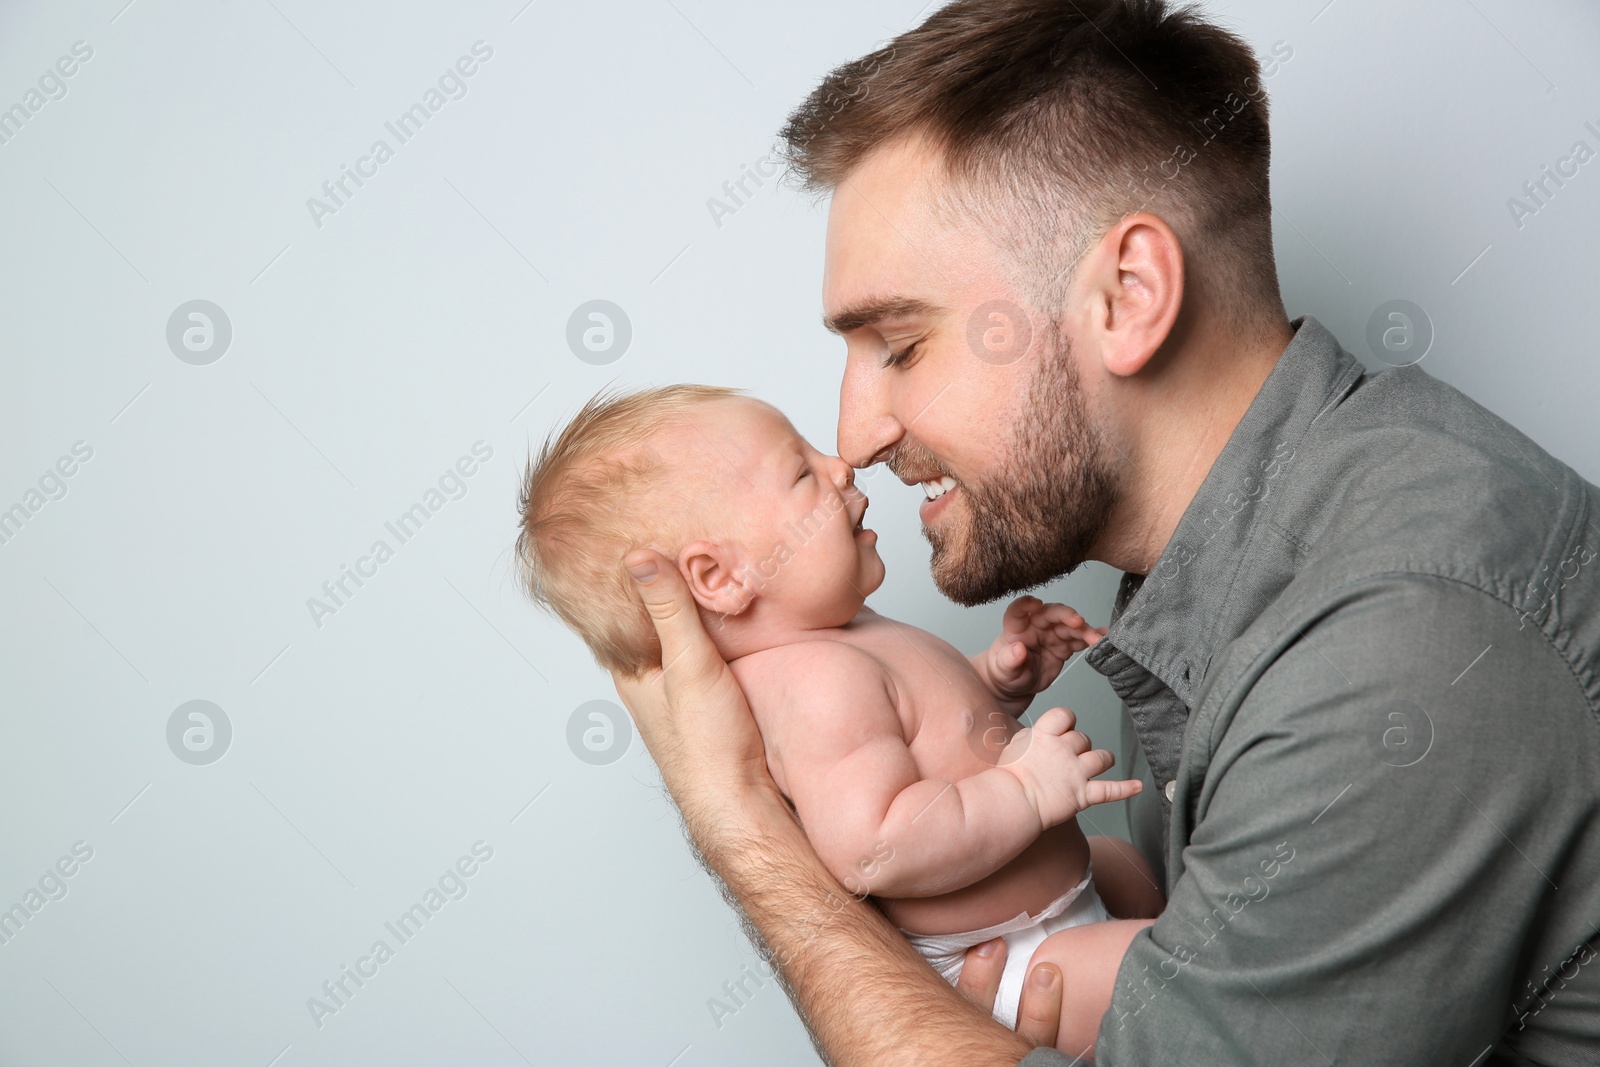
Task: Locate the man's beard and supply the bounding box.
[918,329,1120,606]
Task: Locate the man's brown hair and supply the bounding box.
[780,0,1284,324]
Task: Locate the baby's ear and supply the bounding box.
[679,541,753,616]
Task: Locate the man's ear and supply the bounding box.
[1084,212,1185,378]
[679,540,753,616]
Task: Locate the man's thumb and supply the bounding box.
[624,549,696,629]
[624,548,720,686]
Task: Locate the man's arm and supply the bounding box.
[612,551,1067,1067]
[1095,574,1599,1065]
[764,642,1136,898]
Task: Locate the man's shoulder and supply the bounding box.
[1274,365,1600,638]
[1303,367,1588,552]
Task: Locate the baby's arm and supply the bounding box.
[1088,835,1166,919]
[758,642,1139,900]
[969,597,1108,717]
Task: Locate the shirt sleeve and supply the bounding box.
[1093,573,1600,1065]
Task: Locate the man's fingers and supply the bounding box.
[623,549,722,694]
[955,938,1007,1015]
[1015,962,1064,1049]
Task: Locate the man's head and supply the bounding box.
[517,388,883,676]
[782,0,1290,600]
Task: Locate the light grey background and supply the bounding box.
[1,0,1596,1064]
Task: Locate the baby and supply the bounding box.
[517,385,1162,1054]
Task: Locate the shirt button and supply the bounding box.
[1164,780,1177,802]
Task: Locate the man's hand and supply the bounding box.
[977,597,1107,710]
[612,549,1045,1067]
[999,707,1141,830]
[610,550,774,817]
[956,940,1065,1050]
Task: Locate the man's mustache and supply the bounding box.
[881,438,953,483]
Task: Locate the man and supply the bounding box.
[614,1,1600,1062]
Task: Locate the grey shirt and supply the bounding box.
[1018,317,1600,1066]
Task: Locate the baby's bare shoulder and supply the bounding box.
[731,639,895,714]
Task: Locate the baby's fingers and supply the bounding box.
[1038,602,1088,629]
[1074,746,1118,780]
[1082,776,1144,806]
[1031,706,1078,735]
[1001,596,1045,635]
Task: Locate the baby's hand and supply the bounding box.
[979,597,1107,708]
[998,707,1141,830]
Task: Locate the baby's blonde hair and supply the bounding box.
[515,384,747,677]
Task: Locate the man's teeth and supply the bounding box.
[921,475,958,501]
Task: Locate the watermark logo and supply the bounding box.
[167,300,232,365]
[566,300,631,365]
[167,700,232,765]
[0,40,94,148]
[1374,699,1433,768]
[965,299,1033,366]
[1518,539,1596,630]
[0,841,94,948]
[566,699,632,765]
[1111,839,1295,1028]
[306,41,494,230]
[706,150,783,229]
[1506,119,1600,231]
[1365,300,1432,368]
[1,440,93,548]
[306,443,494,629]
[1156,441,1295,584]
[305,841,494,1029]
[965,698,1025,764]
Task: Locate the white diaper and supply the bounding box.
[900,867,1110,1029]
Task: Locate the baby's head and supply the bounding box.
[517,385,884,677]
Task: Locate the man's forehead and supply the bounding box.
[822,137,991,321]
[824,141,941,253]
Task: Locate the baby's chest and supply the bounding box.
[875,641,1022,776]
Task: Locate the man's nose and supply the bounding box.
[837,356,901,469]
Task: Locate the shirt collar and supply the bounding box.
[1084,315,1367,707]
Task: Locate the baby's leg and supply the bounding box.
[1026,918,1154,1060]
[1087,835,1165,919]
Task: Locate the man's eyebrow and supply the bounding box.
[822,297,942,335]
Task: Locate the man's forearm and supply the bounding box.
[686,782,1034,1067]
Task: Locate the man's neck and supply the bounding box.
[1092,317,1295,576]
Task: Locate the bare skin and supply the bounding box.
[653,396,1144,945]
[613,133,1292,1064]
[617,555,1071,1065]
